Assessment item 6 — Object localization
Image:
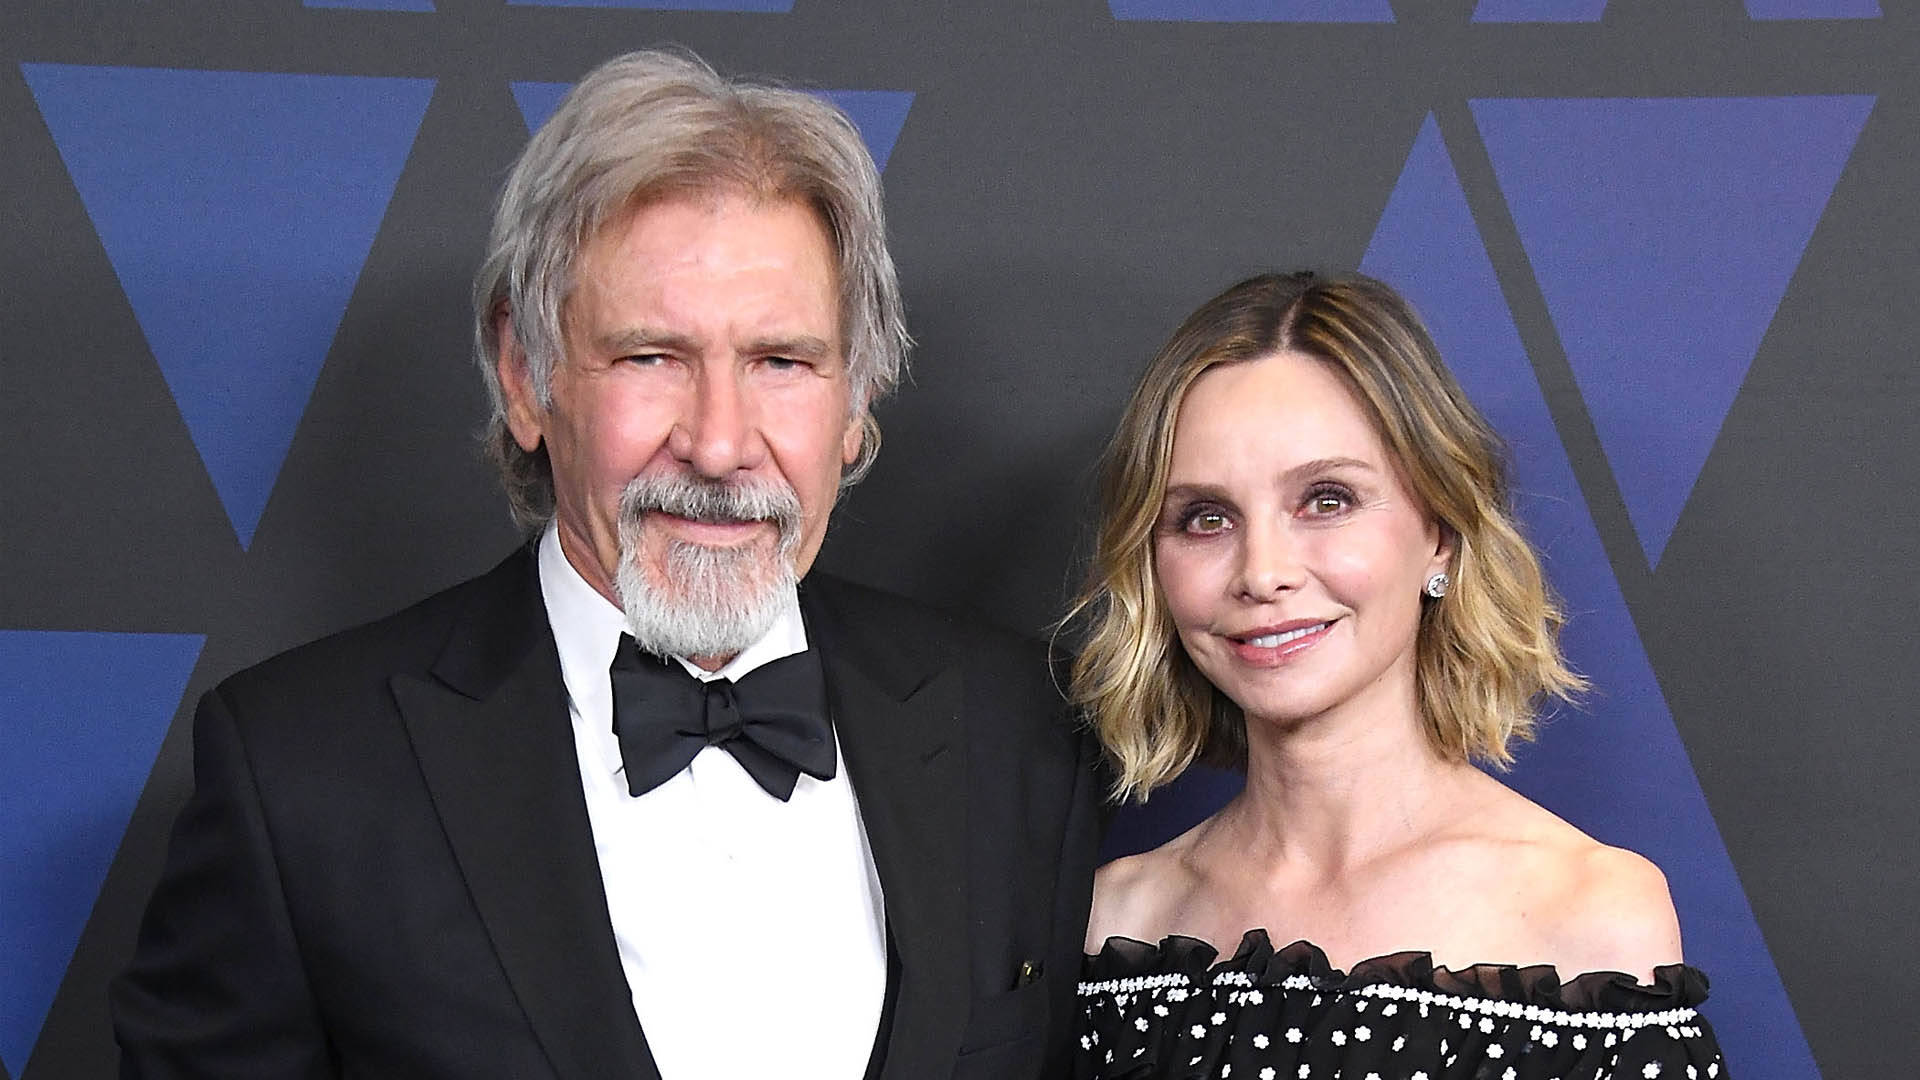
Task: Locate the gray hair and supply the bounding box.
[472,48,911,525]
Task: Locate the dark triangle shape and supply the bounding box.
[1108,0,1392,19]
[1361,115,1821,1080]
[506,0,792,10]
[1472,0,1607,20]
[304,0,435,9]
[21,65,435,548]
[1472,94,1874,566]
[511,82,914,172]
[0,630,205,1075]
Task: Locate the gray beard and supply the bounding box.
[612,472,803,662]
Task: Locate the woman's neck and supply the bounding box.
[1207,692,1473,882]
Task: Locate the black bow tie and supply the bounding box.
[608,634,836,801]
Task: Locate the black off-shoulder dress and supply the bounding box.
[1078,931,1727,1080]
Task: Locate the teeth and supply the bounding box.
[1244,623,1327,648]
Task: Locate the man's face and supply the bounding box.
[500,191,860,665]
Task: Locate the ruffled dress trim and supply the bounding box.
[1075,931,1727,1080]
[1083,930,1711,1015]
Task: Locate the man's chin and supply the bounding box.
[623,539,794,602]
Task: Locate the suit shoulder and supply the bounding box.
[217,548,535,706]
[803,573,1050,668]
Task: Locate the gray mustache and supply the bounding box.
[619,473,803,533]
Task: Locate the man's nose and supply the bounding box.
[670,363,764,478]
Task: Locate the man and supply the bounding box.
[113,50,1099,1079]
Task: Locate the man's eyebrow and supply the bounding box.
[588,329,836,360]
[743,335,835,360]
[594,327,696,355]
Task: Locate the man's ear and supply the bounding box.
[841,408,867,467]
[841,383,874,467]
[496,309,545,453]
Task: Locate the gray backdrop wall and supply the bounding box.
[2,1,1913,1077]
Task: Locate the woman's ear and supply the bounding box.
[1428,520,1457,580]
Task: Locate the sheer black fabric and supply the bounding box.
[1078,931,1726,1080]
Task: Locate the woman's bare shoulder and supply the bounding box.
[1084,826,1210,953]
[1550,841,1684,981]
[1467,781,1683,980]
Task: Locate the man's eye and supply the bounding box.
[621,353,669,366]
[762,356,806,371]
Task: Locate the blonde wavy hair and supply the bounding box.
[1066,272,1584,803]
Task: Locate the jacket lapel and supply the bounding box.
[805,581,971,1079]
[391,551,660,1080]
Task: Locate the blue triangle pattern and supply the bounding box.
[1472,0,1607,20]
[511,83,914,172]
[1747,0,1880,16]
[811,91,916,172]
[506,0,793,10]
[1108,0,1392,19]
[0,630,205,1076]
[1471,94,1874,567]
[509,81,570,132]
[1360,114,1821,1080]
[20,65,435,549]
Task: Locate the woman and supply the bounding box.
[1068,272,1726,1078]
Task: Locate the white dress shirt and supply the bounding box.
[537,526,888,1079]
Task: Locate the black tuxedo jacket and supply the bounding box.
[113,548,1100,1079]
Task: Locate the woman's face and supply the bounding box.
[1153,349,1450,732]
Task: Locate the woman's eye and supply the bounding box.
[1184,509,1231,534]
[1304,486,1352,515]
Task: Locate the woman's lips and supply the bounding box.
[1225,620,1334,663]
